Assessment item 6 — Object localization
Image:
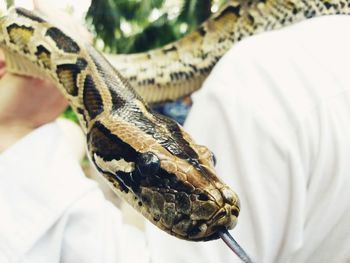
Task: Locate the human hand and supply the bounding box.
[0,50,68,152]
[0,1,92,152]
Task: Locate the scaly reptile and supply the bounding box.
[0,7,239,242]
[0,1,349,260]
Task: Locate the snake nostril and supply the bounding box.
[231,208,239,217]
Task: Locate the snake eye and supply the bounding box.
[136,152,160,177]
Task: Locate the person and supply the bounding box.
[0,3,149,263]
[2,4,350,263]
[144,14,350,263]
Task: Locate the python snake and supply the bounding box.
[0,6,239,242]
[0,0,349,246]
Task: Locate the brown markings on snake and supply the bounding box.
[153,113,221,185]
[163,45,177,54]
[138,78,155,86]
[35,45,51,69]
[88,121,138,162]
[110,88,127,112]
[197,26,207,37]
[214,4,241,21]
[154,113,198,160]
[123,105,199,162]
[85,45,198,164]
[93,161,130,193]
[83,74,104,119]
[323,1,333,9]
[56,58,87,96]
[76,107,88,129]
[87,120,196,197]
[132,168,197,231]
[88,121,140,193]
[86,46,130,112]
[15,8,45,23]
[46,27,80,53]
[7,24,34,53]
[120,106,198,161]
[170,71,191,81]
[129,76,137,82]
[138,181,215,237]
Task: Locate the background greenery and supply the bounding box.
[86,0,223,54]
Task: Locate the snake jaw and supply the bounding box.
[186,188,240,241]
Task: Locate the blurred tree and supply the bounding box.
[86,0,214,54]
[6,0,14,8]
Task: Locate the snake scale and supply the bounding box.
[0,0,349,247]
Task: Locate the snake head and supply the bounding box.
[135,142,241,241]
[88,111,240,241]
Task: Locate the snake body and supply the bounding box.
[0,7,239,241]
[1,0,350,242]
[109,0,350,104]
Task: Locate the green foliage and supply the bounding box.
[62,107,79,123]
[6,0,14,8]
[86,0,213,54]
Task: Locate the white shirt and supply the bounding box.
[146,15,350,263]
[1,15,350,263]
[0,122,149,263]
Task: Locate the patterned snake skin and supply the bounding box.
[109,0,350,104]
[0,0,349,242]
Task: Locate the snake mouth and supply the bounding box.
[164,185,241,241]
[213,203,239,228]
[192,187,240,241]
[186,202,240,241]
